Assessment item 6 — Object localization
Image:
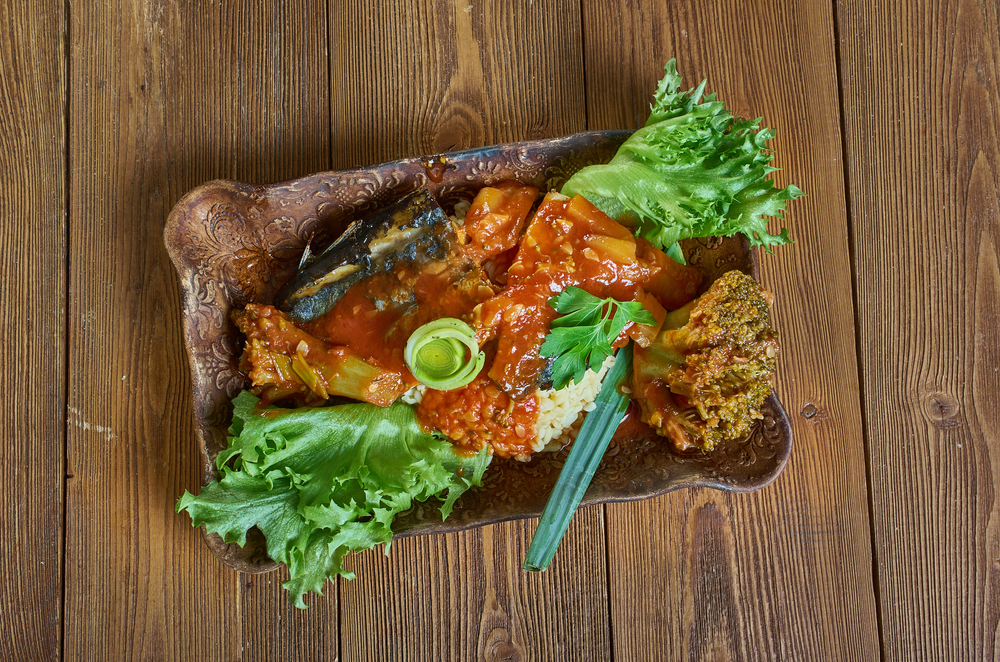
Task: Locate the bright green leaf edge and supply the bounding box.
[177,390,491,608]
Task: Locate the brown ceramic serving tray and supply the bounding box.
[165,130,792,574]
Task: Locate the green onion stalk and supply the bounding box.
[523,343,633,571]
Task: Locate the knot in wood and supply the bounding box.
[920,391,962,429]
[431,104,483,154]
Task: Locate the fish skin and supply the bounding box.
[275,190,454,324]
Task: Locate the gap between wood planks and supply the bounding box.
[60,0,73,657]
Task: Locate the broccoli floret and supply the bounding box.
[632,270,779,451]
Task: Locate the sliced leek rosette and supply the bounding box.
[404,318,485,390]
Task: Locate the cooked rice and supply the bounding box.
[400,354,615,456]
[400,384,426,405]
[533,356,614,452]
[449,199,471,226]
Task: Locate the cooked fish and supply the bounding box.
[276,190,454,324]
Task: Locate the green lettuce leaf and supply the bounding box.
[177,390,491,608]
[562,59,803,254]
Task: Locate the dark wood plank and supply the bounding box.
[63,1,332,659]
[583,1,881,658]
[838,0,1000,658]
[328,2,610,660]
[0,2,65,660]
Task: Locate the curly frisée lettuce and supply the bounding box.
[176,390,491,608]
[562,59,803,257]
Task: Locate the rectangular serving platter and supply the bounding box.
[164,130,791,573]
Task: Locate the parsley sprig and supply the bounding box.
[539,287,656,390]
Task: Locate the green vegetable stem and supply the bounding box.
[524,343,634,572]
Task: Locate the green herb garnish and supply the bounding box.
[539,287,655,390]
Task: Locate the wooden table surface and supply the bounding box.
[5,1,998,660]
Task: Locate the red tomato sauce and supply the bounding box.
[236,183,702,461]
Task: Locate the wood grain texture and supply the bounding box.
[341,510,609,662]
[838,0,1000,659]
[328,2,610,660]
[583,1,880,659]
[328,0,586,168]
[37,0,1000,657]
[64,0,331,659]
[0,1,65,660]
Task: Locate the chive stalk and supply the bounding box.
[523,343,634,572]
